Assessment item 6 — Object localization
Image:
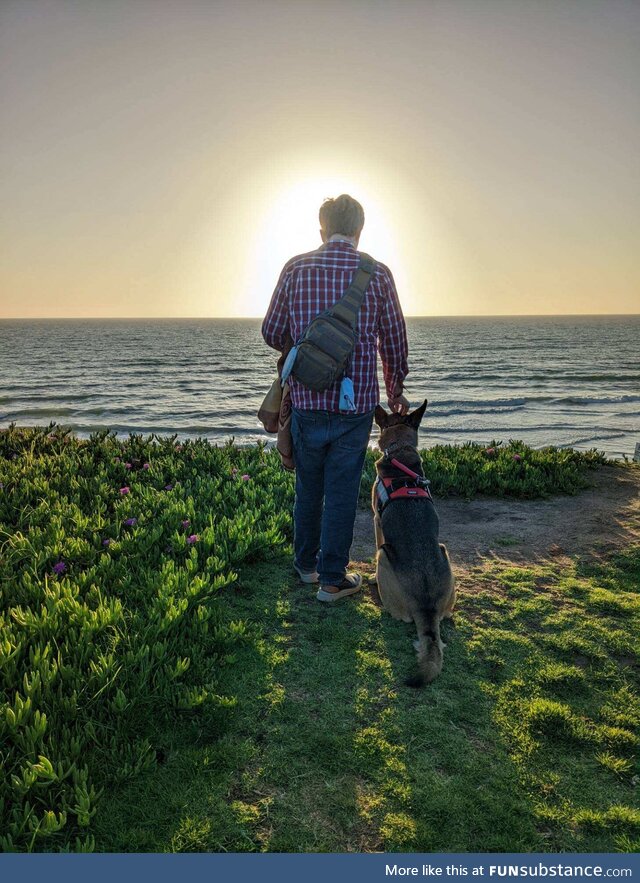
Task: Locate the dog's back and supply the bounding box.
[379,500,454,685]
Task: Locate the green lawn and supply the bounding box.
[93,547,639,853]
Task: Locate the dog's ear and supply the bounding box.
[374,405,389,429]
[407,399,428,430]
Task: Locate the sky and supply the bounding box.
[0,0,638,318]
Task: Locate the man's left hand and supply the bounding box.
[388,393,410,415]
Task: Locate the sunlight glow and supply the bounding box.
[235,155,409,317]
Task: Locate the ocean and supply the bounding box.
[1,316,638,458]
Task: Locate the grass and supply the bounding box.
[92,547,639,854]
[0,424,635,853]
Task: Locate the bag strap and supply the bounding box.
[329,253,376,328]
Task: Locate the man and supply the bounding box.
[262,194,409,602]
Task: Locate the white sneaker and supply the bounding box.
[316,572,362,602]
[294,562,319,584]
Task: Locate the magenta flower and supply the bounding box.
[143,462,150,470]
[102,538,111,546]
[485,447,496,456]
[241,474,250,481]
[52,561,66,575]
[513,454,523,462]
[124,517,137,527]
[164,484,173,491]
[125,462,132,470]
[186,534,199,544]
[119,486,130,495]
[181,519,190,529]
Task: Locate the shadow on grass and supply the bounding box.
[92,547,639,853]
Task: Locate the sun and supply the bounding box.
[236,159,406,317]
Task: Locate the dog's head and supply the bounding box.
[374,399,428,452]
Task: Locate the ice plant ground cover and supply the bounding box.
[0,425,289,851]
[0,424,635,852]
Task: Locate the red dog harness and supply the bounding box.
[375,457,433,515]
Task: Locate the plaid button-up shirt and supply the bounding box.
[261,240,408,413]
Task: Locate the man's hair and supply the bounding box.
[319,194,365,238]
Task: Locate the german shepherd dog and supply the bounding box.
[372,400,456,686]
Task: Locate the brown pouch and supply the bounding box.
[277,382,295,471]
[258,376,282,434]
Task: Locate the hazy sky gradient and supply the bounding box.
[1,0,638,317]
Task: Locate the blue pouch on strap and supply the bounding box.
[281,345,299,387]
[339,376,356,412]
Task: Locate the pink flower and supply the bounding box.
[231,467,238,476]
[181,519,190,529]
[187,534,199,544]
[485,447,496,456]
[52,561,66,575]
[114,457,121,463]
[125,462,132,470]
[241,474,250,481]
[513,454,522,462]
[124,517,137,527]
[119,486,130,495]
[143,463,150,470]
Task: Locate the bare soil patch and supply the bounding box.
[351,465,640,574]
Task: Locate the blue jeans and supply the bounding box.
[291,407,374,586]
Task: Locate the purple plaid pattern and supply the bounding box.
[262,241,408,413]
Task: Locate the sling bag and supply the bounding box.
[285,253,377,393]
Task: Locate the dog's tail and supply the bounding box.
[405,607,443,688]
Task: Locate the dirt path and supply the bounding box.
[351,465,640,574]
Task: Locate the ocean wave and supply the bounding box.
[427,393,640,410]
[429,396,530,410]
[420,423,628,435]
[564,432,627,446]
[35,422,262,437]
[430,405,527,418]
[0,392,97,403]
[526,373,640,382]
[550,394,640,406]
[1,407,78,418]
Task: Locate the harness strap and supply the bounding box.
[390,457,421,480]
[329,254,376,329]
[374,475,433,516]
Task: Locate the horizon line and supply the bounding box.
[1,313,639,321]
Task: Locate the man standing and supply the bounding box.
[262,194,409,602]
